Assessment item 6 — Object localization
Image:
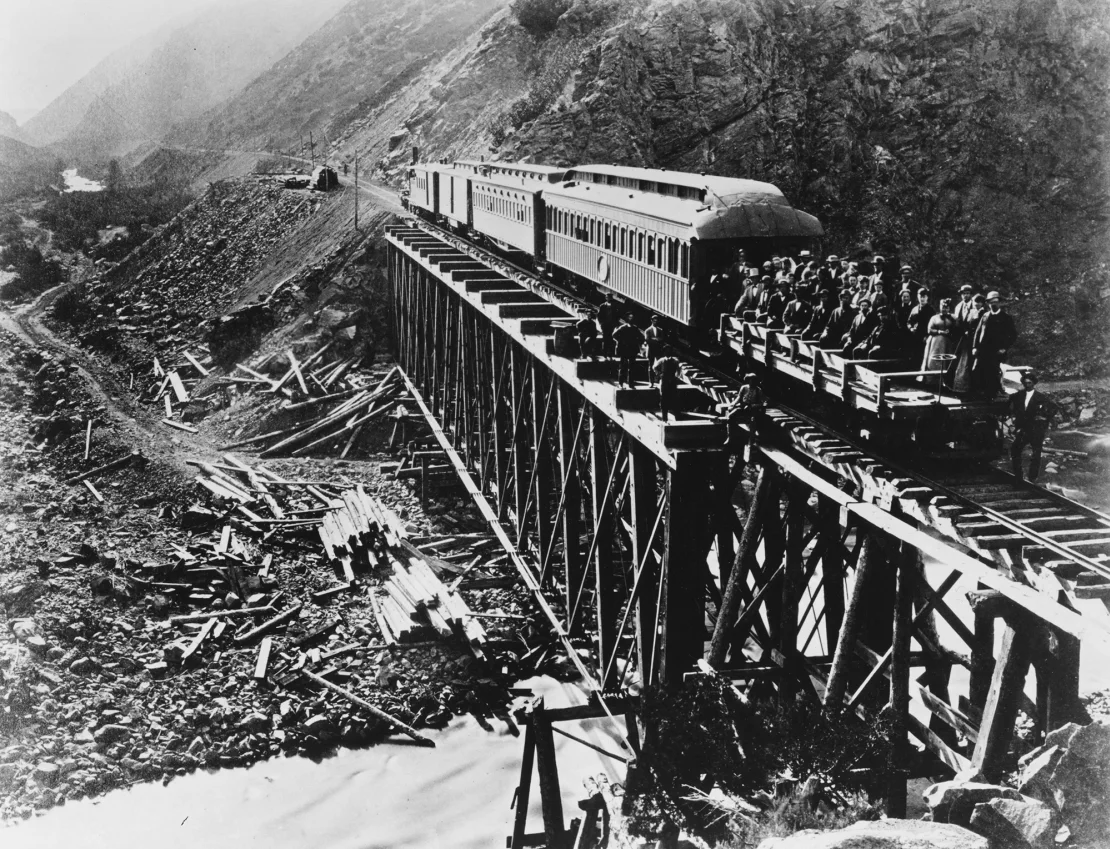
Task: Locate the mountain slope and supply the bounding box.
[48,0,347,162]
[171,0,505,155]
[332,0,1109,374]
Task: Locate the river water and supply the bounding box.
[1,677,627,848]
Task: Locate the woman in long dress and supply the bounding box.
[921,298,958,385]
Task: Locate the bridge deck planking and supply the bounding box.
[387,226,721,470]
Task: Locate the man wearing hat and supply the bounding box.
[1007,372,1057,481]
[970,291,1018,396]
[897,264,921,299]
[720,372,764,450]
[869,255,890,291]
[952,284,977,334]
[613,315,645,388]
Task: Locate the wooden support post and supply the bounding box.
[629,442,659,687]
[708,466,773,668]
[557,385,583,613]
[1041,627,1084,731]
[659,454,711,683]
[781,480,804,658]
[969,583,996,712]
[531,365,554,567]
[821,497,845,650]
[714,463,736,596]
[590,408,619,689]
[532,698,565,848]
[887,542,914,818]
[824,534,878,707]
[972,619,1033,780]
[510,717,537,849]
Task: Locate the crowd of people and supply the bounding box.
[568,249,1052,479]
[704,249,1019,397]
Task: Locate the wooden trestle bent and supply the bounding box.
[385,223,1110,840]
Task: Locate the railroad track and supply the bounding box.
[402,215,1110,601]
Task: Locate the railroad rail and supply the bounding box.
[384,218,1110,846]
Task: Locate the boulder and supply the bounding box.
[69,656,100,676]
[32,762,60,788]
[969,797,1057,849]
[924,780,1023,825]
[756,819,988,848]
[93,724,129,745]
[1043,722,1083,751]
[1046,721,1110,842]
[1016,745,1063,800]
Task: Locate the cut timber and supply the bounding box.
[168,605,276,624]
[168,371,190,403]
[162,419,198,434]
[301,670,433,746]
[233,605,303,645]
[83,479,104,503]
[182,617,217,663]
[65,450,139,485]
[254,637,273,680]
[83,419,92,461]
[183,351,210,376]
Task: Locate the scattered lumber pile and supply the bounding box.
[141,347,216,427]
[221,364,409,458]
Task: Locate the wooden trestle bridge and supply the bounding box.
[384,222,1110,848]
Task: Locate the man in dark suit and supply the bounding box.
[970,291,1018,396]
[1007,372,1057,481]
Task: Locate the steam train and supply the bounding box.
[403,159,1014,457]
[404,159,823,325]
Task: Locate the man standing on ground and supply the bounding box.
[1007,372,1056,481]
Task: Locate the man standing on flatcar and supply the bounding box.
[952,284,977,334]
[1007,372,1057,482]
[596,294,618,358]
[614,316,645,388]
[970,291,1018,397]
[654,356,681,421]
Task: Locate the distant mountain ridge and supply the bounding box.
[25,0,347,162]
[170,0,505,156]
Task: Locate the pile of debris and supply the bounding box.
[220,362,407,459]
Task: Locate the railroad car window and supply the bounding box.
[680,243,689,277]
[647,235,656,266]
[667,238,678,274]
[638,232,644,262]
[589,218,596,244]
[604,224,611,251]
[639,180,653,192]
[620,227,627,256]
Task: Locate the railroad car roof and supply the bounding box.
[566,164,791,206]
[454,160,567,181]
[543,180,823,239]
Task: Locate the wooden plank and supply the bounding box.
[168,371,190,404]
[83,419,92,460]
[183,351,210,376]
[162,418,198,434]
[83,479,104,503]
[253,637,273,680]
[182,617,217,663]
[232,605,303,644]
[301,670,434,746]
[287,351,310,395]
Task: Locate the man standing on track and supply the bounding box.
[970,291,1018,397]
[1007,372,1057,482]
[644,315,664,386]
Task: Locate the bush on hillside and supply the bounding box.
[511,0,570,37]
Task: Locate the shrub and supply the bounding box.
[511,0,570,37]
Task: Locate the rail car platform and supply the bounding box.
[720,315,1023,421]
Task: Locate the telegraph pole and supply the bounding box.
[308,131,317,169]
[354,152,359,231]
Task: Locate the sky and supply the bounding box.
[0,0,219,123]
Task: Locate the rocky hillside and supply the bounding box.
[170,0,505,157]
[329,0,1108,376]
[37,0,347,163]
